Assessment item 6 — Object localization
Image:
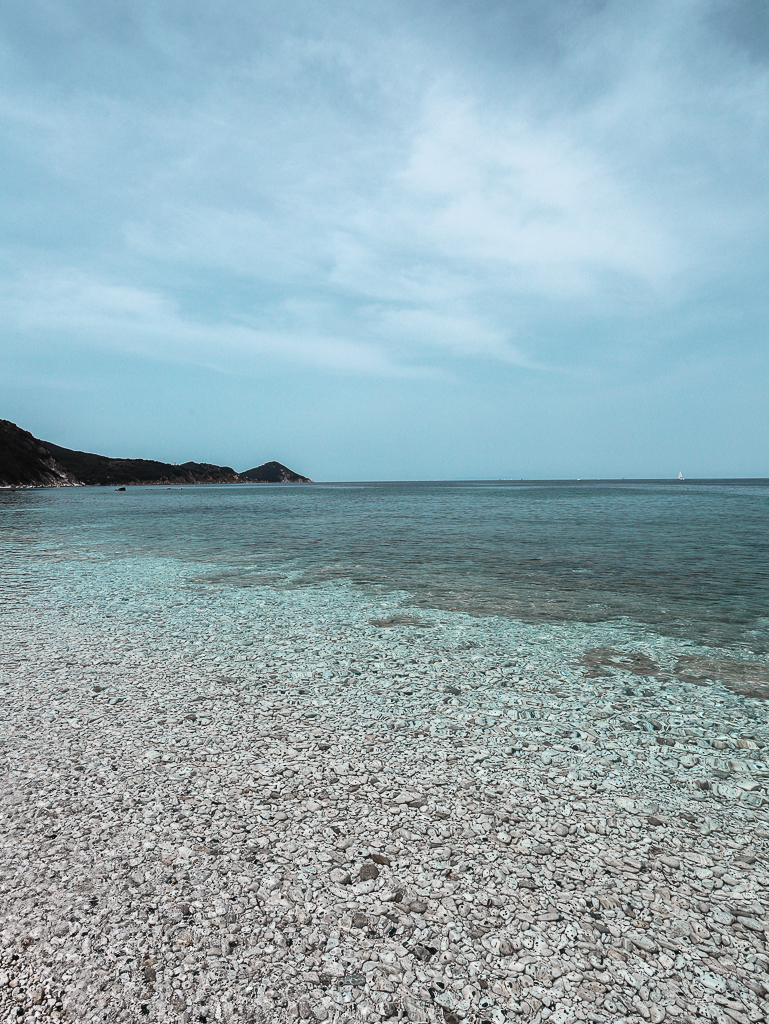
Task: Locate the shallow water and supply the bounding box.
[1,480,768,690]
[3,481,769,1024]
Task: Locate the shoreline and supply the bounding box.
[0,480,312,490]
[1,587,769,1023]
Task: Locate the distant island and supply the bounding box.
[0,419,312,487]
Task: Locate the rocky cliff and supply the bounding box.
[0,420,80,487]
[0,420,311,487]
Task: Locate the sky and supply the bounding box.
[1,0,768,480]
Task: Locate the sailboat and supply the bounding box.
[677,471,685,481]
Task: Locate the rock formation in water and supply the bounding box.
[0,419,312,487]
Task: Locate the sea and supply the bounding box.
[2,479,768,695]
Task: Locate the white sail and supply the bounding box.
[678,471,684,481]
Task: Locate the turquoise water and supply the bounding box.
[2,479,768,676]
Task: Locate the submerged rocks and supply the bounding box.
[0,578,768,1023]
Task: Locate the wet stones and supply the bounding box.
[2,582,769,1024]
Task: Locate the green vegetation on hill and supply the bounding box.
[0,419,312,487]
[240,461,311,483]
[44,443,239,486]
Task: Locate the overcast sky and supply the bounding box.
[2,0,767,479]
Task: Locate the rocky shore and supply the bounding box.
[1,587,768,1024]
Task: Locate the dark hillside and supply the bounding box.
[0,419,312,487]
[240,461,312,483]
[0,420,79,487]
[45,444,239,486]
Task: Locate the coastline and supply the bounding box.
[0,480,312,490]
[1,576,768,1023]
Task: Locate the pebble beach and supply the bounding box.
[2,567,769,1024]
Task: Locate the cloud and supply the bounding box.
[1,265,442,379]
[1,0,768,427]
[393,87,682,296]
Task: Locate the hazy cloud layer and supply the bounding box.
[1,0,767,476]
